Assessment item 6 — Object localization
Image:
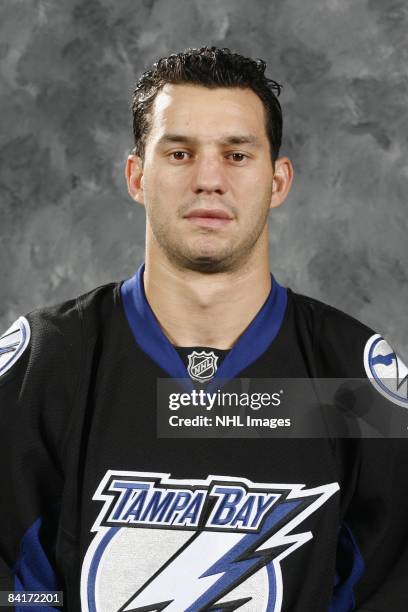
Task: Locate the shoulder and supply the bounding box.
[288,289,377,377]
[24,280,121,352]
[290,290,375,340]
[0,281,121,382]
[288,289,408,411]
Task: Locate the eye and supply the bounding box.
[169,151,191,161]
[227,152,248,163]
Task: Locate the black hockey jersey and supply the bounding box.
[1,263,408,612]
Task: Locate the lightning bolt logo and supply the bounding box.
[81,472,339,612]
[0,317,30,377]
[0,341,19,356]
[364,333,408,407]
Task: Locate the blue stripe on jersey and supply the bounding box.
[121,264,190,381]
[329,522,365,611]
[121,263,287,386]
[13,515,60,612]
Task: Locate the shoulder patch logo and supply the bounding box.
[187,350,219,382]
[0,317,31,377]
[364,333,408,408]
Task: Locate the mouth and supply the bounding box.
[184,208,233,228]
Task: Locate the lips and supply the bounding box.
[184,208,233,228]
[186,208,232,220]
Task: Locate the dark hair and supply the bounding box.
[130,46,283,165]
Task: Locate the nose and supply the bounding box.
[191,154,227,195]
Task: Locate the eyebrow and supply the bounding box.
[156,133,262,148]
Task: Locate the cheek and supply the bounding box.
[231,166,273,194]
[145,167,181,198]
[143,173,178,223]
[235,176,272,207]
[142,170,162,201]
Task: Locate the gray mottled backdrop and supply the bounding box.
[1,0,407,357]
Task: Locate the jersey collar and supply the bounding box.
[121,263,287,390]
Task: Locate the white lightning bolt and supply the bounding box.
[121,529,246,611]
[120,482,339,612]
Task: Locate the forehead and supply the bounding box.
[148,83,268,143]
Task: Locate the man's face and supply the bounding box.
[136,84,276,272]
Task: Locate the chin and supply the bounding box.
[164,240,240,273]
[183,252,237,274]
[187,262,228,274]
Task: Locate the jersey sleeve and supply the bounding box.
[314,304,408,610]
[0,301,81,604]
[344,437,408,611]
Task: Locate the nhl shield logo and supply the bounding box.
[187,350,219,382]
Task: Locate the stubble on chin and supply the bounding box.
[154,228,265,274]
[155,235,236,273]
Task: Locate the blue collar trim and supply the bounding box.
[121,264,287,389]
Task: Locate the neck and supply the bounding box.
[143,236,272,350]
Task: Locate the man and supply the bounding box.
[1,46,407,611]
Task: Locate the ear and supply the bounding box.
[270,156,294,210]
[125,153,145,206]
